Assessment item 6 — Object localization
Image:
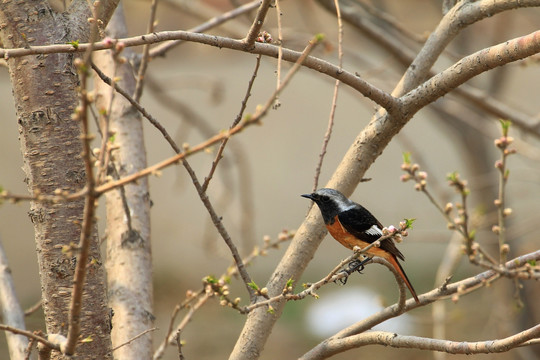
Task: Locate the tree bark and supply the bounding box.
[0,1,115,358]
[93,5,154,359]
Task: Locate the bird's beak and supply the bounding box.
[301,193,314,200]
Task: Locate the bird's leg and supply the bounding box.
[347,256,371,274]
[335,256,372,285]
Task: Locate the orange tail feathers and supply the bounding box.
[385,255,420,304]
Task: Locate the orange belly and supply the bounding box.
[326,218,391,260]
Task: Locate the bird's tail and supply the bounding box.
[387,256,420,304]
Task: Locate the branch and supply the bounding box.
[317,0,540,138]
[301,250,540,359]
[0,325,59,352]
[243,0,273,48]
[301,325,540,360]
[0,31,397,110]
[148,0,262,58]
[0,240,28,358]
[402,30,540,113]
[64,54,98,356]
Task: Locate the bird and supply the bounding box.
[302,188,420,304]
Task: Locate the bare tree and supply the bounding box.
[0,1,539,359]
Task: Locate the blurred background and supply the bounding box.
[1,0,539,359]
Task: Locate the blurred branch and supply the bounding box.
[317,0,540,139]
[0,240,27,359]
[149,0,261,58]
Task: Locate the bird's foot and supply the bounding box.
[335,257,372,285]
[347,257,371,274]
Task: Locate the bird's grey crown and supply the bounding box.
[312,188,356,212]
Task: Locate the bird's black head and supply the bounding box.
[301,188,354,224]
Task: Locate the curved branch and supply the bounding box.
[0,31,397,111]
[301,325,540,360]
[301,250,540,359]
[401,30,540,113]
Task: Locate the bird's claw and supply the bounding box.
[347,259,366,274]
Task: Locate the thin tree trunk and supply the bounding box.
[93,5,154,359]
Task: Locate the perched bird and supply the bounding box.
[302,188,419,304]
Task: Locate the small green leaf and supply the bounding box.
[403,218,416,229]
[248,281,259,291]
[402,152,412,165]
[203,275,218,284]
[314,33,326,42]
[81,335,93,343]
[68,40,80,49]
[527,260,536,266]
[446,171,459,182]
[286,277,294,288]
[499,119,511,136]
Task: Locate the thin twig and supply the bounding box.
[181,159,256,302]
[0,325,60,351]
[153,292,211,360]
[313,0,343,192]
[91,63,181,153]
[243,0,273,48]
[149,0,262,58]
[111,327,158,352]
[201,55,261,193]
[64,14,100,353]
[133,0,159,101]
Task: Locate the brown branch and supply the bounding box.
[317,0,540,139]
[133,0,158,102]
[301,324,540,359]
[0,325,60,352]
[65,15,100,353]
[0,30,397,110]
[242,0,273,48]
[111,327,158,352]
[402,30,540,112]
[153,292,211,360]
[242,233,405,314]
[301,250,540,360]
[91,63,181,153]
[149,0,262,58]
[201,54,261,193]
[313,0,343,192]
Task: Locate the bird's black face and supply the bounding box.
[301,192,332,205]
[301,189,347,224]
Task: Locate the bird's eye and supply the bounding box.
[320,196,330,203]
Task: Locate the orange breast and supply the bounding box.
[325,216,391,260]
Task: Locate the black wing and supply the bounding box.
[338,206,405,261]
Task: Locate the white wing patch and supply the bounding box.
[365,224,383,237]
[336,201,356,213]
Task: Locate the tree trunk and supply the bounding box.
[93,5,154,359]
[0,2,113,358]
